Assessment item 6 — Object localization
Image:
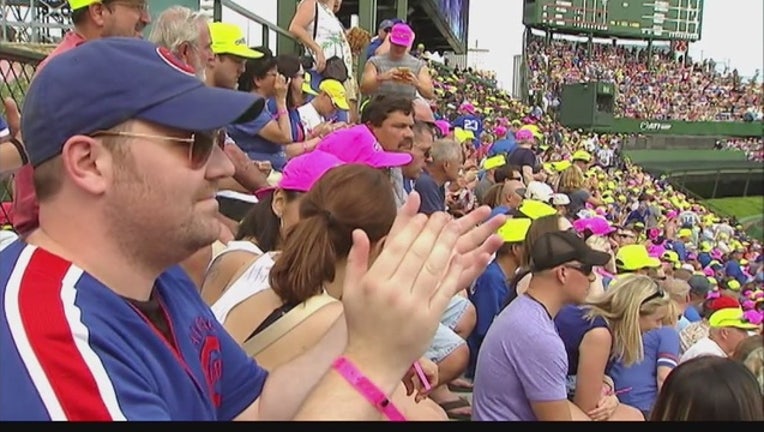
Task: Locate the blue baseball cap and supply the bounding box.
[22,37,265,167]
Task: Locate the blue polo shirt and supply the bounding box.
[609,326,680,413]
[467,260,509,378]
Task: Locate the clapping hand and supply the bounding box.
[340,192,505,377]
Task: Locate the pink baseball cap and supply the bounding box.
[515,129,534,141]
[434,119,451,137]
[494,126,507,137]
[573,217,616,237]
[648,244,666,258]
[254,150,344,199]
[316,125,412,168]
[389,23,414,47]
[459,102,476,114]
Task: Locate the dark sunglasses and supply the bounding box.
[92,129,225,170]
[563,263,594,277]
[641,282,666,305]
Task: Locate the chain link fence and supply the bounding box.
[1,44,46,109]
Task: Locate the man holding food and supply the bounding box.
[360,23,435,100]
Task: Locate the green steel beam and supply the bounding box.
[277,0,300,55]
[395,0,408,20]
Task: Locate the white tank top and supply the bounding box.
[303,0,353,71]
[207,240,264,273]
[211,251,278,324]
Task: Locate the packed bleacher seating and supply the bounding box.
[715,137,764,162]
[525,34,763,121]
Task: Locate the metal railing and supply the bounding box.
[0,43,45,108]
[219,0,298,54]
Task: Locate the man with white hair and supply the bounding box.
[148,6,214,81]
[149,9,269,286]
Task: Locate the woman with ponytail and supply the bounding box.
[233,164,447,420]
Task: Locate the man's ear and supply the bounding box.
[88,2,108,27]
[60,134,113,196]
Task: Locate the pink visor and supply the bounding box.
[254,150,343,199]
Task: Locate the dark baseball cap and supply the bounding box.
[22,37,265,167]
[688,275,711,296]
[379,18,404,31]
[530,230,611,272]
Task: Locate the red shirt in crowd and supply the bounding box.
[12,31,86,234]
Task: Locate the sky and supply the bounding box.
[467,0,763,89]
[227,0,763,90]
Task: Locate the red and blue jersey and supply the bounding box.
[0,241,268,420]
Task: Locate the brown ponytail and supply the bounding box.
[269,164,397,305]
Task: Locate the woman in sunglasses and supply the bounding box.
[554,274,671,421]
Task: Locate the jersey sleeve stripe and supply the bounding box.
[9,246,126,420]
[4,245,65,420]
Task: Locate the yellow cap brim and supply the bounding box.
[216,45,264,59]
[332,96,349,111]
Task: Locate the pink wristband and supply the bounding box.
[332,356,407,422]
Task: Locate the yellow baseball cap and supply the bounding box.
[302,72,318,96]
[709,308,759,330]
[678,228,692,238]
[68,0,99,10]
[209,23,263,59]
[497,218,532,243]
[482,155,506,170]
[616,244,660,271]
[454,128,475,143]
[518,200,557,220]
[572,150,592,162]
[318,79,349,111]
[726,280,741,291]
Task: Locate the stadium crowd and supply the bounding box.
[526,34,763,122]
[715,137,764,162]
[0,0,762,422]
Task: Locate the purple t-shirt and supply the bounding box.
[472,295,569,421]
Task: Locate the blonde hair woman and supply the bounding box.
[607,278,687,418]
[732,335,764,394]
[558,165,603,218]
[554,274,671,421]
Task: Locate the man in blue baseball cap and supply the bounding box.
[365,17,404,60]
[0,37,506,421]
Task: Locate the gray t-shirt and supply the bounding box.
[472,294,569,421]
[368,53,425,99]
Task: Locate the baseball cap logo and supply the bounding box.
[372,140,383,151]
[235,38,246,46]
[156,46,195,77]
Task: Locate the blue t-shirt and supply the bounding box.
[0,241,268,420]
[364,39,383,61]
[226,103,287,172]
[467,261,509,378]
[452,114,484,141]
[608,327,680,413]
[414,172,445,215]
[698,252,712,268]
[683,305,702,323]
[672,240,688,262]
[724,260,747,284]
[555,305,611,376]
[488,137,516,158]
